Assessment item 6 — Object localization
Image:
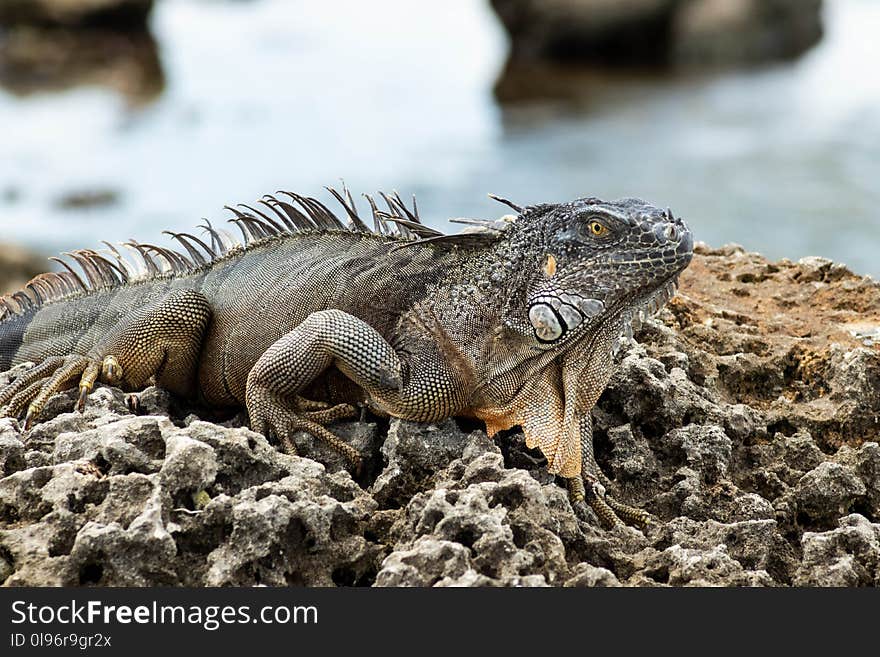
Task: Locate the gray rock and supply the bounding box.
[159,431,218,498]
[795,256,846,284]
[727,493,776,523]
[793,462,866,525]
[292,420,381,478]
[854,443,880,520]
[0,419,25,476]
[52,416,168,475]
[0,416,383,586]
[564,562,621,587]
[794,515,880,586]
[666,424,732,484]
[490,0,822,67]
[603,349,725,434]
[439,571,549,587]
[0,462,108,525]
[131,386,172,417]
[201,468,380,587]
[0,367,873,587]
[0,361,34,388]
[655,517,796,584]
[722,403,764,443]
[764,346,880,450]
[41,385,130,424]
[181,420,318,496]
[371,418,482,508]
[672,0,823,65]
[639,543,774,587]
[68,483,177,586]
[0,549,13,583]
[383,432,578,586]
[606,423,659,484]
[782,431,825,472]
[376,537,473,587]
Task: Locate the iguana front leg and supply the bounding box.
[560,332,651,530]
[245,309,464,470]
[0,289,211,427]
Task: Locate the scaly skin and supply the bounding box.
[0,188,693,528]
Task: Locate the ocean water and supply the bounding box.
[0,0,878,275]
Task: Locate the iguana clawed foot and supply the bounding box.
[604,494,652,529]
[247,388,362,473]
[0,354,121,429]
[567,476,652,531]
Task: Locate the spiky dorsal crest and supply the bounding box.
[0,185,509,320]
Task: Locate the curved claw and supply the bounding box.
[101,356,122,385]
[76,386,89,413]
[126,393,141,414]
[76,360,101,414]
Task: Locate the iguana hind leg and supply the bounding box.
[10,289,211,428]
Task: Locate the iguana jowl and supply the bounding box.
[0,188,693,527]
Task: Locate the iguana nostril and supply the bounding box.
[654,222,678,243]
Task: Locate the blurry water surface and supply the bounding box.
[0,0,878,275]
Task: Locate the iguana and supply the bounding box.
[0,187,692,528]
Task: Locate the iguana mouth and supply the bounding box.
[613,274,682,350]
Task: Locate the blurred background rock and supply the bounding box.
[0,0,152,26]
[0,0,162,103]
[1,0,877,291]
[492,0,823,68]
[0,242,46,294]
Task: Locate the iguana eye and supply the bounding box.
[588,220,608,237]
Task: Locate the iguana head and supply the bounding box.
[518,196,693,346]
[468,195,693,479]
